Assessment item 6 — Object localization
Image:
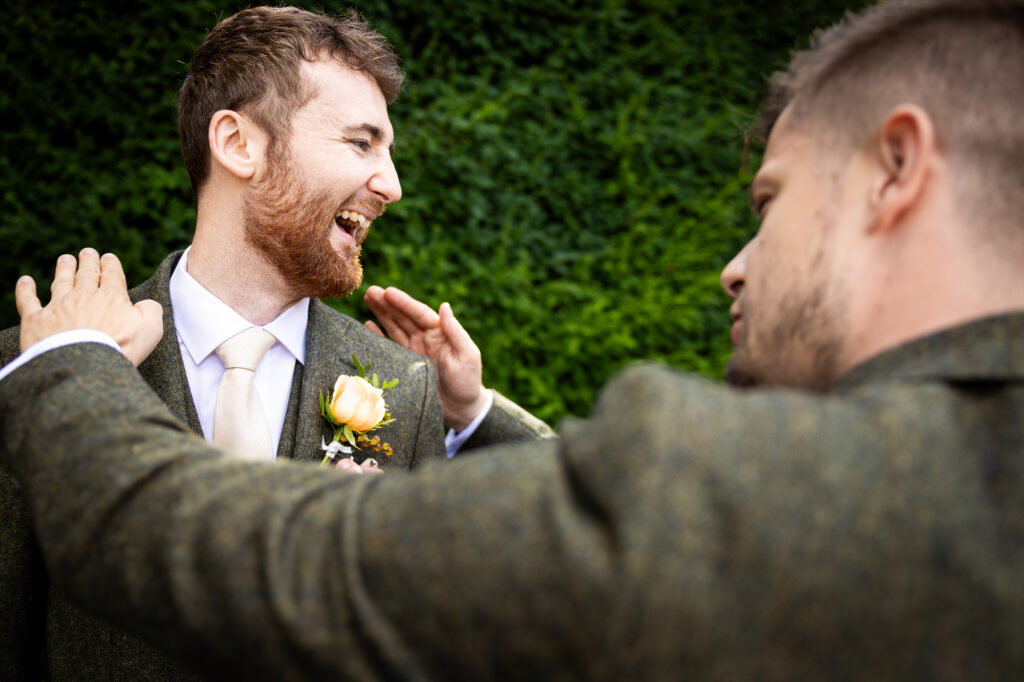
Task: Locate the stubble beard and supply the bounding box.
[726,245,845,391]
[243,152,363,299]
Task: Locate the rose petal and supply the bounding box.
[331,381,361,423]
[329,375,388,431]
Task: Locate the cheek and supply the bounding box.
[307,149,372,188]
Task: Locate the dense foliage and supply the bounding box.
[2,0,867,422]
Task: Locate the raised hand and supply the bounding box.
[15,248,163,367]
[364,285,488,432]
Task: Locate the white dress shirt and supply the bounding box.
[169,248,308,457]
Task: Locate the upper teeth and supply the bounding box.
[338,210,369,227]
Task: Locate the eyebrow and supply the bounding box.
[343,124,395,153]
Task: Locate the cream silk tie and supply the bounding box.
[212,327,277,460]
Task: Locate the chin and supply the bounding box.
[725,356,760,388]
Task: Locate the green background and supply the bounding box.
[1,0,867,423]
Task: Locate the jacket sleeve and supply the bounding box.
[0,343,615,680]
[2,340,1018,681]
[0,325,44,681]
[460,389,556,452]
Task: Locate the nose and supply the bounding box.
[720,240,750,299]
[368,152,402,204]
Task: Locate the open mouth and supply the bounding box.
[334,209,372,244]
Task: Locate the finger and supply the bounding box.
[50,254,77,299]
[364,296,411,346]
[99,252,128,293]
[14,276,41,319]
[374,292,436,341]
[336,458,363,475]
[127,299,164,366]
[364,320,385,337]
[439,302,481,358]
[75,248,101,291]
[364,284,386,306]
[383,287,441,332]
[359,458,384,475]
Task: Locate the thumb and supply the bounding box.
[439,302,478,357]
[129,299,164,366]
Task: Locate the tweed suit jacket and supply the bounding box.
[2,313,1022,680]
[0,251,548,680]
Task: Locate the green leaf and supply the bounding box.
[371,372,379,388]
[319,390,340,426]
[351,353,365,377]
[342,425,357,447]
[381,378,399,390]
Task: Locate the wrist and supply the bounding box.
[447,387,490,433]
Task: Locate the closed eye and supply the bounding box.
[752,196,772,219]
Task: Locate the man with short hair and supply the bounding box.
[0,7,547,680]
[3,0,1024,678]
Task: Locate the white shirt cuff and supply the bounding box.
[0,330,123,384]
[443,389,494,459]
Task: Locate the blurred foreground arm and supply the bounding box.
[0,323,997,679]
[0,342,595,679]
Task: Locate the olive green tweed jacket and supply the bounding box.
[2,313,1022,680]
[0,251,550,680]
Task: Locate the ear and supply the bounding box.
[867,104,938,234]
[208,110,267,182]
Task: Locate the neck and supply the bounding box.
[189,201,303,326]
[843,216,1024,377]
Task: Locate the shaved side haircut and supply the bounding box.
[757,0,1024,242]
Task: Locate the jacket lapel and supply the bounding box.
[288,300,359,463]
[130,251,203,436]
[275,361,303,460]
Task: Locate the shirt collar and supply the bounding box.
[169,247,309,366]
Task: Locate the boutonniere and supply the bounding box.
[319,354,398,467]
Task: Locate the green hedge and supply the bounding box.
[1,0,867,422]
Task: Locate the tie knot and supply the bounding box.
[215,328,277,371]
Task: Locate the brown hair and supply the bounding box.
[178,6,404,199]
[755,0,1024,230]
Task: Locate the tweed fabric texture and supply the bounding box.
[462,389,555,452]
[0,250,462,679]
[2,313,1022,680]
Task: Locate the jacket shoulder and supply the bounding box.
[312,301,429,372]
[128,251,182,306]
[0,326,20,365]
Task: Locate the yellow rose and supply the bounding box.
[329,375,387,432]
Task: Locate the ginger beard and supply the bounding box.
[243,148,382,299]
